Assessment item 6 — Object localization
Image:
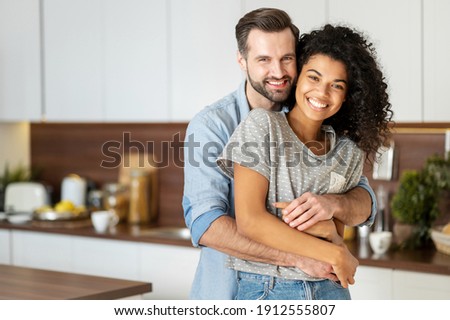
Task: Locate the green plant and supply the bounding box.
[391,152,450,249]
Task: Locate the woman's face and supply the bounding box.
[295,54,348,123]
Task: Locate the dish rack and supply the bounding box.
[430,226,450,255]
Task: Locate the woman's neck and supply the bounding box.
[287,107,328,155]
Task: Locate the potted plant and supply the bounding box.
[391,152,450,249]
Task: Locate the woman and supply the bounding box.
[217,24,393,300]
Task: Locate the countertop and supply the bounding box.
[1,220,450,276]
[0,264,152,299]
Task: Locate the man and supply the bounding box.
[183,8,376,299]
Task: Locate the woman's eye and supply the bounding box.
[332,83,345,90]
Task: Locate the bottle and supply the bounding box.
[102,183,129,222]
[128,169,151,225]
[374,185,388,232]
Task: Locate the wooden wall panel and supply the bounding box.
[30,123,187,227]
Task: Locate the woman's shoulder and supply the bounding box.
[247,108,286,123]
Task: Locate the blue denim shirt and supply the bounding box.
[182,81,377,299]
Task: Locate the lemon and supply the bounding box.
[55,200,75,212]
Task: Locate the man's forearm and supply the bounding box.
[328,186,372,226]
[199,215,290,265]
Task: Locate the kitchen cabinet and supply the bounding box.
[10,230,199,299]
[423,0,450,122]
[329,0,422,123]
[0,0,41,122]
[350,266,450,299]
[350,266,393,299]
[0,229,11,264]
[243,0,327,34]
[393,270,450,299]
[169,0,242,121]
[44,0,169,122]
[139,243,200,299]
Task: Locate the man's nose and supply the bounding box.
[270,61,285,78]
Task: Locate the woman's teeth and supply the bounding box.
[308,98,327,108]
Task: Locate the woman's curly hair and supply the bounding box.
[297,24,393,159]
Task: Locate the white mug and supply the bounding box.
[91,210,119,233]
[369,231,392,255]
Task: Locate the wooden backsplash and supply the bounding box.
[30,123,449,228]
[30,122,187,227]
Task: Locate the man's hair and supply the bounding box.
[235,7,299,59]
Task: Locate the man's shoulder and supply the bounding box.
[189,91,243,130]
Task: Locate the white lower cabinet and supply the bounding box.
[350,266,393,299]
[351,266,450,300]
[0,229,11,264]
[9,230,199,299]
[139,243,200,300]
[393,270,450,300]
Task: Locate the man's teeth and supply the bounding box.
[268,80,284,86]
[308,98,327,108]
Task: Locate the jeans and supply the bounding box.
[236,271,351,300]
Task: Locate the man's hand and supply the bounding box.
[274,192,338,231]
[286,253,338,282]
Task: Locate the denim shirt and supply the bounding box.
[182,81,377,299]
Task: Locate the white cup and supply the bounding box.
[91,210,119,233]
[369,231,392,255]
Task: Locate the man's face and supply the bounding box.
[238,28,297,110]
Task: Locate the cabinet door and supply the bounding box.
[169,0,242,121]
[0,0,41,121]
[393,270,450,299]
[329,0,422,122]
[350,266,393,299]
[103,0,169,122]
[423,0,450,122]
[243,0,327,34]
[0,229,11,264]
[44,0,169,122]
[44,0,104,121]
[11,230,72,272]
[139,243,200,299]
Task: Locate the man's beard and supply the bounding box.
[247,72,293,103]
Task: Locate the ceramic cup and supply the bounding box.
[91,210,119,233]
[369,231,392,255]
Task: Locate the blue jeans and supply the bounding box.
[235,271,351,300]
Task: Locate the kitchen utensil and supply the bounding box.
[61,174,87,206]
[372,140,396,180]
[4,182,49,213]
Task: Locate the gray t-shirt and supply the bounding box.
[217,108,364,280]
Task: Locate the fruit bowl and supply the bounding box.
[430,225,450,256]
[33,201,89,221]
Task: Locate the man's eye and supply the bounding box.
[308,75,319,81]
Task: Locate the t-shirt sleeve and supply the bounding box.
[217,109,273,181]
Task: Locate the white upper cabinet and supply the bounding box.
[44,0,168,122]
[423,0,450,122]
[243,0,327,34]
[169,0,242,122]
[0,0,41,122]
[329,0,422,123]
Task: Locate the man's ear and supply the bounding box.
[237,51,247,72]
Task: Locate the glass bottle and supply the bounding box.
[128,169,150,224]
[102,183,129,222]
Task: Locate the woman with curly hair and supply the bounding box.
[217,24,393,300]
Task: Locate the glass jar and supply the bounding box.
[128,169,151,225]
[102,183,129,222]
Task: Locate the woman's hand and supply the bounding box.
[331,243,359,288]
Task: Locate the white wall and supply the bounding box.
[0,123,30,171]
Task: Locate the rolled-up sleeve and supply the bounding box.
[355,175,377,227]
[182,114,233,247]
